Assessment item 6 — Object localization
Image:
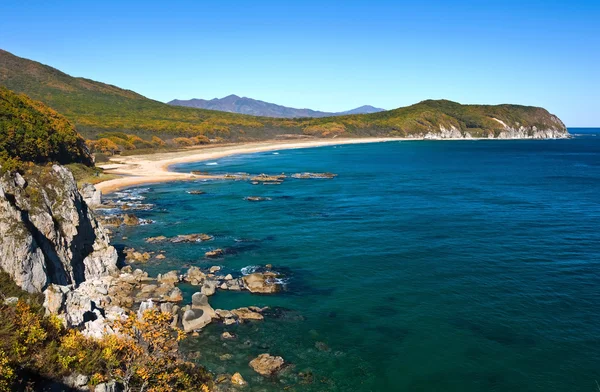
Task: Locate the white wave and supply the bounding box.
[240,265,260,275]
[206,162,218,166]
[273,152,279,155]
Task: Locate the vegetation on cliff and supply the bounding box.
[0,85,92,169]
[1,49,567,148]
[0,271,212,392]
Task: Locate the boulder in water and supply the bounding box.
[249,353,285,376]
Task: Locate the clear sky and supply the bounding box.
[2,0,599,126]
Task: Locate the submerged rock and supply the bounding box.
[244,196,272,202]
[145,235,167,243]
[205,248,225,258]
[291,172,337,179]
[188,190,206,195]
[249,353,286,376]
[171,233,214,243]
[231,372,247,386]
[250,174,286,183]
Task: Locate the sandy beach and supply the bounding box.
[94,137,405,194]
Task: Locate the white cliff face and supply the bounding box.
[0,165,117,293]
[418,116,569,140]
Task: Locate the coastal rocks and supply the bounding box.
[145,235,167,243]
[242,272,283,294]
[185,266,207,285]
[250,174,286,184]
[206,248,225,258]
[291,172,337,179]
[191,292,217,318]
[80,183,102,206]
[122,213,140,226]
[157,270,180,285]
[166,287,183,302]
[145,233,213,243]
[172,233,214,243]
[221,331,235,339]
[244,196,272,202]
[182,307,212,332]
[249,353,286,376]
[231,372,247,386]
[215,306,267,325]
[124,248,151,263]
[231,307,264,321]
[201,281,218,296]
[0,165,118,293]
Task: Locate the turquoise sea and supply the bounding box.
[107,129,600,391]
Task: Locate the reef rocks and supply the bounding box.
[231,372,247,386]
[205,249,225,258]
[291,172,337,179]
[124,248,151,263]
[242,272,283,294]
[249,353,286,376]
[244,196,272,202]
[122,213,140,226]
[182,293,217,332]
[146,233,214,243]
[250,174,286,184]
[0,166,118,293]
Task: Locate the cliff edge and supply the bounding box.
[0,165,117,293]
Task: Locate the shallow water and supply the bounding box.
[107,129,600,391]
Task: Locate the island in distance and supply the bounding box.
[168,94,385,118]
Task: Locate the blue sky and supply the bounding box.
[2,0,599,126]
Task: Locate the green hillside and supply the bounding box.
[0,86,92,167]
[0,49,567,144]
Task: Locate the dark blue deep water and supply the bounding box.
[108,129,600,391]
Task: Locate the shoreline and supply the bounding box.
[95,137,408,194]
[93,134,567,194]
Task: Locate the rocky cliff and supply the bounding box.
[0,165,117,293]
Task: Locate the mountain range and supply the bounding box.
[168,95,385,118]
[0,48,567,142]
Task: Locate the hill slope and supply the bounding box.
[168,95,385,118]
[0,49,568,142]
[0,86,92,166]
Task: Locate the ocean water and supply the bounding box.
[107,129,600,391]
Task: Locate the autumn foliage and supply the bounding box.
[0,86,93,166]
[0,272,212,391]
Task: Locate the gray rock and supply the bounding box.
[63,373,89,389]
[201,280,217,296]
[94,381,123,392]
[0,165,117,293]
[182,308,212,332]
[80,183,102,206]
[3,296,19,305]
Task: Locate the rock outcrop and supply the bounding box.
[0,165,118,293]
[249,353,286,376]
[242,272,283,294]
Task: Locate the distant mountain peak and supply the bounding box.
[167,95,386,118]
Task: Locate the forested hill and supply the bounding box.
[0,86,92,167]
[0,49,568,143]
